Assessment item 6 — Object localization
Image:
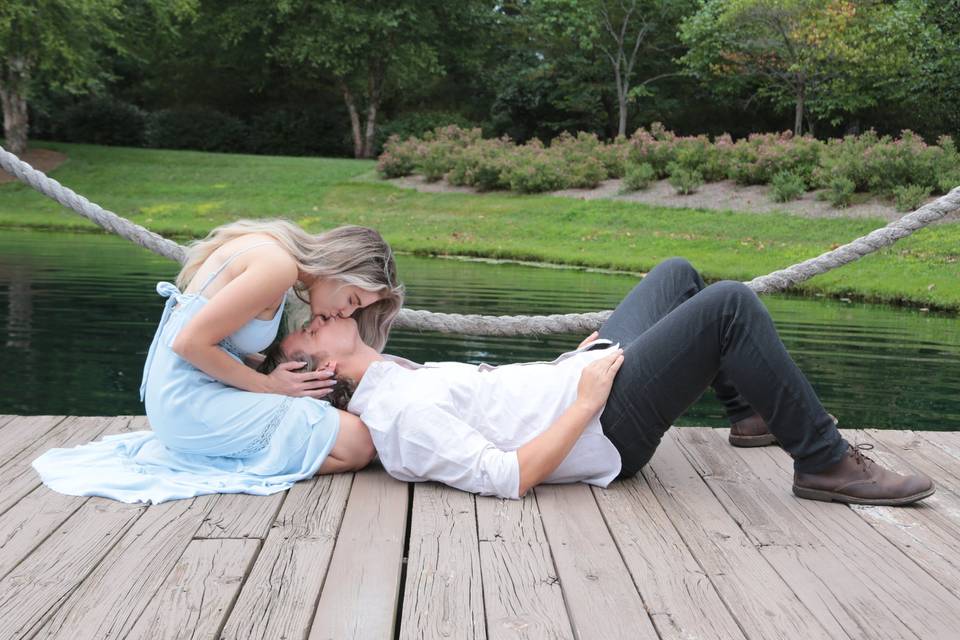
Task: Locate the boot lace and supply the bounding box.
[849,442,876,469]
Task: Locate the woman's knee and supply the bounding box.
[331,411,376,469]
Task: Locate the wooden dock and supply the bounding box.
[1,415,960,639]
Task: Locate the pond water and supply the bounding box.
[1,229,958,430]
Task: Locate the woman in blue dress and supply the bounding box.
[33,219,404,503]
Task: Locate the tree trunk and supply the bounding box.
[361,62,383,159]
[794,86,805,136]
[0,59,30,156]
[339,79,364,159]
[614,64,627,138]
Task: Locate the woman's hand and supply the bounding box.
[265,362,337,398]
[575,349,624,411]
[577,331,600,350]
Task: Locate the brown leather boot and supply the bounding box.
[793,443,935,506]
[728,414,776,447]
[729,413,839,448]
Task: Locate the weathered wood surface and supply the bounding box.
[1,417,959,640]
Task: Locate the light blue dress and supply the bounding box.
[32,243,340,504]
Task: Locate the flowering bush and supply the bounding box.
[377,124,957,205]
[446,137,513,190]
[626,123,678,178]
[376,135,422,178]
[770,171,807,202]
[894,184,931,212]
[621,161,656,192]
[667,163,703,195]
[414,125,484,182]
[500,140,569,193]
[728,132,822,186]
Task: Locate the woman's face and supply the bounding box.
[307,278,381,329]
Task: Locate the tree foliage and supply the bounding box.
[679,0,931,135]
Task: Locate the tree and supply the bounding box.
[270,0,482,159]
[679,0,929,136]
[0,0,195,156]
[534,0,693,137]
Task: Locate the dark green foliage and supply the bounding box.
[247,109,351,157]
[894,184,932,212]
[146,108,249,152]
[770,171,807,202]
[621,162,656,192]
[667,163,703,195]
[60,98,147,147]
[824,176,856,208]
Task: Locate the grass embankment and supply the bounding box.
[2,142,958,310]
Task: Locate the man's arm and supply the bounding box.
[516,349,624,495]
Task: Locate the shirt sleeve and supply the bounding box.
[369,399,521,500]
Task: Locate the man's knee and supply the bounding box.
[656,257,698,280]
[704,280,764,314]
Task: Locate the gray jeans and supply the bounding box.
[598,258,848,477]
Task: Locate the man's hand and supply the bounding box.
[577,331,600,350]
[575,349,624,411]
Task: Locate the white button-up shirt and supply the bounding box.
[347,342,623,499]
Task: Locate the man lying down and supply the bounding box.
[260,261,933,505]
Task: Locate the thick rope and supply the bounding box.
[0,145,185,263]
[2,144,957,335]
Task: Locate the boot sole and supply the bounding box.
[792,485,936,506]
[728,433,778,447]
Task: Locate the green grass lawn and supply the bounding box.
[3,141,959,310]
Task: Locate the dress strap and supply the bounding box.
[140,282,184,401]
[195,241,279,297]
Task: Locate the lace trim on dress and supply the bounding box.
[219,335,243,357]
[230,397,293,458]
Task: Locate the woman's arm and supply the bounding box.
[171,249,329,397]
[516,349,624,495]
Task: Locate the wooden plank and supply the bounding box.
[195,492,285,539]
[310,469,409,640]
[0,415,18,432]
[535,483,657,640]
[0,415,68,467]
[593,476,748,640]
[0,415,120,514]
[0,417,137,581]
[913,431,960,487]
[643,431,833,640]
[220,473,353,640]
[399,483,485,640]
[676,427,960,640]
[36,494,217,639]
[843,429,960,597]
[0,498,144,639]
[475,492,574,640]
[126,538,260,640]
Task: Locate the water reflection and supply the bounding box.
[1,230,958,430]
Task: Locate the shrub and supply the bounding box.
[667,163,703,195]
[375,111,475,155]
[446,137,512,190]
[627,123,677,178]
[376,135,423,178]
[414,125,483,181]
[60,97,146,147]
[146,107,248,152]
[248,108,349,157]
[672,135,729,182]
[770,171,807,202]
[621,162,656,192]
[817,130,942,196]
[500,140,568,193]
[599,136,630,178]
[893,184,931,212]
[550,132,608,188]
[824,175,856,208]
[728,132,821,186]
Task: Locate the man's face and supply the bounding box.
[281,316,362,364]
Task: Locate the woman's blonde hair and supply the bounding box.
[176,219,403,351]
